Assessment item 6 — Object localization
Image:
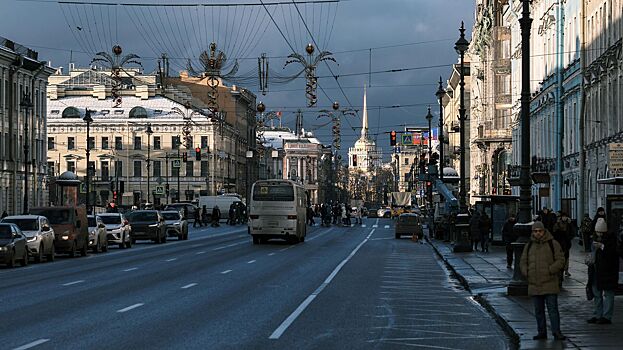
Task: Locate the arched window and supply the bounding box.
[129,106,148,118]
[62,107,81,118]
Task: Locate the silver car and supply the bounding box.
[1,215,55,263]
[161,210,188,240]
[87,215,108,253]
[98,213,132,249]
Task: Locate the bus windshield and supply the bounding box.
[252,185,294,202]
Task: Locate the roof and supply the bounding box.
[262,129,322,149]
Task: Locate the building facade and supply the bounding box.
[0,37,54,214]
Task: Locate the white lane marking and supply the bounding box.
[117,303,144,313]
[123,267,138,272]
[212,241,247,251]
[384,225,390,229]
[268,253,276,256]
[192,244,201,247]
[372,225,378,228]
[62,280,84,286]
[375,218,379,226]
[362,224,367,228]
[306,228,334,242]
[221,270,232,274]
[269,228,376,339]
[196,251,206,255]
[181,283,197,289]
[165,258,177,262]
[12,339,50,350]
[247,260,256,264]
[350,224,355,227]
[279,247,289,252]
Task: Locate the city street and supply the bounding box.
[1,218,509,350]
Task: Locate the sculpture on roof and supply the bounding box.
[91,45,142,108]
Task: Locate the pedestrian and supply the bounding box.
[0,210,7,219]
[227,203,236,225]
[579,213,593,252]
[541,207,557,233]
[552,212,574,278]
[211,205,221,227]
[341,204,347,226]
[201,205,209,226]
[193,207,202,228]
[469,210,481,251]
[307,205,315,226]
[333,204,340,225]
[502,214,517,268]
[587,207,619,325]
[479,211,492,252]
[520,221,566,341]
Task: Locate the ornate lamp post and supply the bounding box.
[508,0,534,296]
[145,123,153,205]
[83,109,93,214]
[455,22,470,213]
[20,92,33,214]
[425,106,434,207]
[435,77,446,180]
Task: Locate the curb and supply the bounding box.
[426,236,521,350]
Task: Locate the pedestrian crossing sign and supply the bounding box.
[155,186,165,195]
[401,133,413,145]
[172,159,181,168]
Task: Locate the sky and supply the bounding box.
[0,0,476,159]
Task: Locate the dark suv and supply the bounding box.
[125,210,166,244]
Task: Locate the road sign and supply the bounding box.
[401,133,413,145]
[609,143,623,176]
[172,159,181,168]
[155,185,165,195]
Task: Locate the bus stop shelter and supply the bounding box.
[596,177,623,291]
[472,195,519,246]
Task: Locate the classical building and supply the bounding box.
[0,37,54,214]
[46,67,256,208]
[348,87,382,173]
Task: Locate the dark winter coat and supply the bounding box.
[552,217,573,252]
[541,212,557,233]
[593,232,620,291]
[520,230,566,296]
[502,218,517,244]
[469,213,481,240]
[479,213,492,240]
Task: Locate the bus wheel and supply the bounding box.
[252,236,260,245]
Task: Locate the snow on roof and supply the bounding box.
[262,129,322,149]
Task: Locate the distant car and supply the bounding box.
[367,207,380,218]
[377,207,391,218]
[30,206,89,258]
[97,213,132,249]
[87,215,108,253]
[161,210,188,240]
[164,203,197,219]
[1,215,55,263]
[395,213,423,239]
[0,223,29,267]
[125,210,166,244]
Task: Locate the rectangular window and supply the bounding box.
[67,137,75,150]
[87,137,95,150]
[172,136,181,149]
[153,160,161,178]
[134,136,142,150]
[114,160,122,178]
[404,158,409,165]
[133,160,142,177]
[201,136,208,149]
[115,137,123,150]
[67,161,75,173]
[47,162,55,176]
[201,161,209,177]
[101,161,109,181]
[101,137,109,150]
[186,161,194,177]
[172,163,180,178]
[153,136,161,150]
[87,161,95,176]
[47,137,55,150]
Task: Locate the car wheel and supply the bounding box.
[102,239,109,252]
[252,235,260,245]
[7,250,15,268]
[47,244,55,262]
[69,242,77,258]
[300,235,305,243]
[35,244,44,263]
[395,233,400,239]
[131,238,136,245]
[21,249,28,266]
[119,234,126,249]
[81,240,88,257]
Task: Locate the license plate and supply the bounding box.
[268,221,278,226]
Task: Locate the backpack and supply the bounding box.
[595,217,608,233]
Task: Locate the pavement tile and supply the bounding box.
[427,233,623,350]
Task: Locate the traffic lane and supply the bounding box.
[1,224,343,349]
[275,226,510,349]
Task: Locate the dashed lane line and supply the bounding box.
[221,270,232,274]
[117,303,144,313]
[196,251,206,255]
[212,241,248,251]
[384,225,390,229]
[181,283,198,289]
[12,339,50,350]
[268,253,276,256]
[247,260,256,264]
[372,225,378,228]
[123,267,138,272]
[61,280,84,286]
[165,258,177,262]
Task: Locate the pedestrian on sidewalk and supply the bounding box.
[479,211,492,252]
[553,212,574,278]
[469,209,481,251]
[579,213,593,252]
[520,221,566,341]
[502,214,517,268]
[587,208,619,325]
[540,207,557,234]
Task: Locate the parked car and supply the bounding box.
[0,223,29,267]
[377,207,391,218]
[30,206,89,258]
[125,210,166,244]
[87,215,108,253]
[161,210,188,240]
[1,215,55,263]
[97,213,132,249]
[395,213,423,239]
[164,203,197,220]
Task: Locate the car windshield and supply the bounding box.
[399,216,419,224]
[126,211,158,222]
[2,219,39,231]
[88,217,97,227]
[30,208,72,225]
[100,216,121,225]
[0,225,13,239]
[162,212,180,220]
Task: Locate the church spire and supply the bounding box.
[361,85,368,139]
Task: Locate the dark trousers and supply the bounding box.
[533,294,561,335]
[505,243,514,266]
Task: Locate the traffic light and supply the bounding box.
[195,147,201,161]
[113,191,117,200]
[352,154,358,167]
[390,131,396,146]
[183,152,188,162]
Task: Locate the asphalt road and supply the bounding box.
[0,218,510,350]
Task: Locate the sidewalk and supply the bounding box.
[427,233,623,349]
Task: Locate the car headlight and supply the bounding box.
[149,224,159,227]
[27,236,37,242]
[0,246,6,251]
[173,222,180,226]
[61,235,70,240]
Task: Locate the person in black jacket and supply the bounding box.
[587,229,620,324]
[502,214,517,268]
[211,205,221,227]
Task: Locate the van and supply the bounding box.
[30,206,89,257]
[197,196,243,221]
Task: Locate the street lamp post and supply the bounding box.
[83,109,93,214]
[508,0,534,296]
[20,92,33,214]
[425,106,434,206]
[145,123,153,206]
[435,77,446,180]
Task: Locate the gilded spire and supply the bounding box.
[361,84,368,140]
